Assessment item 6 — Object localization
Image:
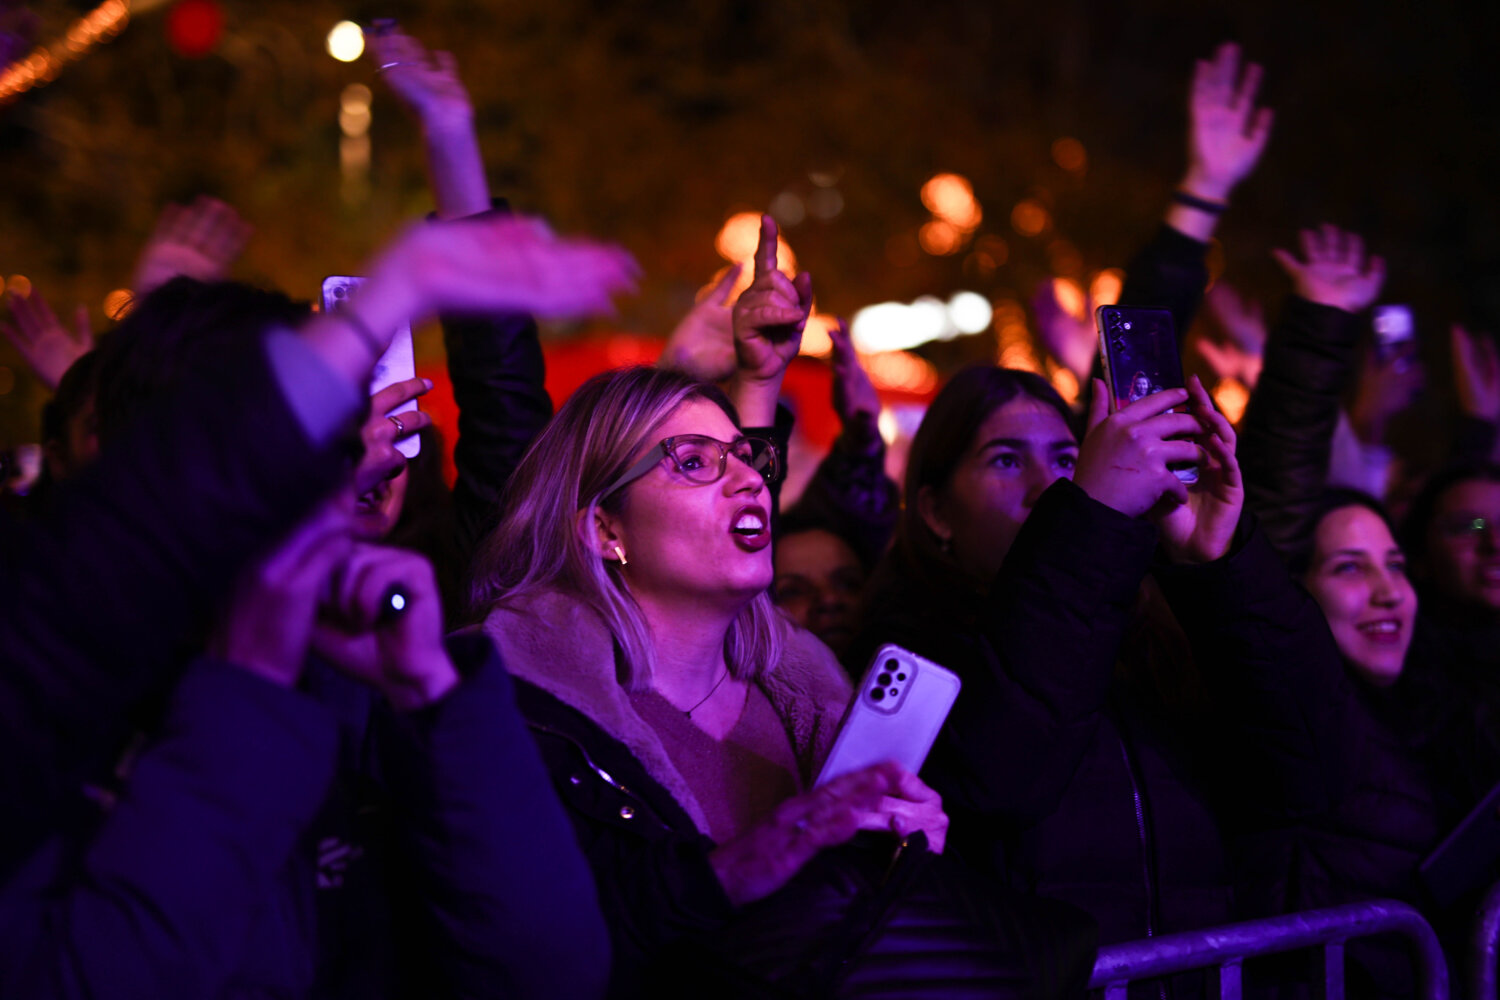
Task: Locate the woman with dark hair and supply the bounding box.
[845,362,1346,996]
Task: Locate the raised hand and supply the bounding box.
[354,376,433,497]
[660,263,741,382]
[367,25,473,130]
[1152,375,1245,564]
[312,543,458,711]
[1072,382,1200,518]
[1032,280,1096,381]
[729,215,811,424]
[1,287,92,389]
[828,316,882,451]
[208,500,354,688]
[1453,324,1500,422]
[708,761,945,906]
[1182,42,1274,203]
[1271,225,1386,314]
[131,196,253,297]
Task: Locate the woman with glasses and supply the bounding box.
[469,364,1097,997]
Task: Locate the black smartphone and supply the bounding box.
[1096,304,1196,484]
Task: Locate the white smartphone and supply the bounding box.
[815,644,962,787]
[321,275,420,459]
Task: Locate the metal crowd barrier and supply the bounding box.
[1472,880,1500,1000]
[1088,900,1448,999]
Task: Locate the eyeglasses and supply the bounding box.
[599,433,779,502]
[1438,515,1500,544]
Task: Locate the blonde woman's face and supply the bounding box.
[605,398,774,607]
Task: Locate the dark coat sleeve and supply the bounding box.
[0,660,339,999]
[860,479,1159,826]
[1237,295,1364,561]
[1118,224,1212,339]
[375,634,610,1000]
[1151,519,1354,827]
[441,310,552,557]
[0,336,355,875]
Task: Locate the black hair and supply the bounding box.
[93,277,309,444]
[1399,460,1500,568]
[1289,488,1398,576]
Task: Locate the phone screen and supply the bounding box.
[321,275,420,460]
[1096,305,1187,412]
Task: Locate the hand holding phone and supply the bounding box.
[1096,304,1196,484]
[816,645,961,787]
[323,275,420,460]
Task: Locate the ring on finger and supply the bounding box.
[389,414,405,436]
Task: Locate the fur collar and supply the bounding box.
[484,589,852,835]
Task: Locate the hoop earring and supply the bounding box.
[612,545,628,567]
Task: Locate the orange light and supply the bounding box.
[103,288,134,320]
[919,219,963,256]
[1011,200,1051,238]
[714,211,796,292]
[6,275,31,298]
[1051,278,1086,321]
[1051,366,1080,404]
[1090,268,1124,307]
[864,350,939,394]
[1212,377,1250,425]
[1052,137,1087,173]
[800,313,835,357]
[921,173,982,232]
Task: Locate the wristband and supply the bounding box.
[1172,190,1228,215]
[336,308,384,357]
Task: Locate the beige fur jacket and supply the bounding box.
[482,590,853,837]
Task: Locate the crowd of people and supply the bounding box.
[3,23,1500,1000]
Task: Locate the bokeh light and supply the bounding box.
[1051,366,1080,404]
[948,291,993,334]
[864,351,939,394]
[919,219,962,256]
[1052,137,1088,173]
[103,288,133,320]
[1011,199,1051,238]
[6,275,31,298]
[1212,377,1250,425]
[800,312,835,357]
[921,173,982,231]
[1090,268,1125,307]
[1051,278,1087,321]
[327,21,365,63]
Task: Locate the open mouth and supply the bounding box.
[730,505,772,551]
[1355,618,1404,644]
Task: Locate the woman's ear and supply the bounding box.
[916,485,952,545]
[577,504,628,565]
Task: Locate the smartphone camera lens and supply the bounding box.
[870,687,885,702]
[897,673,906,681]
[878,672,892,686]
[889,688,899,697]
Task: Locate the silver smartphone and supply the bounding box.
[321,275,420,459]
[815,644,961,786]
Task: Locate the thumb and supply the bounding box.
[1086,378,1110,433]
[753,214,778,279]
[793,271,814,313]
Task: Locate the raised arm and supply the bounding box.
[1238,225,1385,559]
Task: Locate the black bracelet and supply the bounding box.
[1172,190,1229,215]
[336,308,384,357]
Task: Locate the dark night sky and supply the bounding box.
[2,0,1498,445]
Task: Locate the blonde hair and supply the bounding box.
[471,366,786,690]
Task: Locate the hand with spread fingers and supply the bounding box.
[660,264,741,382]
[708,761,946,906]
[1271,225,1386,315]
[312,542,457,712]
[131,196,254,297]
[1,287,93,390]
[728,214,811,425]
[1453,324,1500,423]
[1182,42,1274,203]
[1151,376,1245,564]
[366,25,473,132]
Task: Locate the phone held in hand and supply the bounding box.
[321,275,420,460]
[1096,304,1197,485]
[815,644,961,787]
[1373,304,1416,363]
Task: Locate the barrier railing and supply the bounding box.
[1088,900,1448,999]
[1471,880,1500,1000]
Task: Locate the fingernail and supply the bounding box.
[423,378,434,390]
